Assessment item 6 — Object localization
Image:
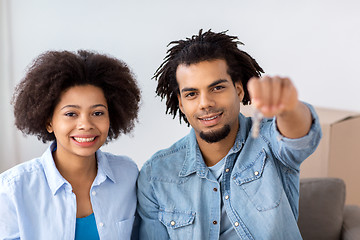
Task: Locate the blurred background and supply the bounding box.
[1,0,360,172]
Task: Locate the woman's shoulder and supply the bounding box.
[100,151,138,169]
[97,150,139,182]
[0,158,44,189]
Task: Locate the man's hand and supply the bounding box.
[247,76,312,139]
[247,76,298,118]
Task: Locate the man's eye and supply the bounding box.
[185,92,196,98]
[214,86,224,91]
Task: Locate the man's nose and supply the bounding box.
[199,93,215,110]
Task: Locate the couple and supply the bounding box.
[0,29,321,240]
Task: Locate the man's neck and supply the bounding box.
[196,128,238,167]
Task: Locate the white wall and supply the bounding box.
[1,0,360,172]
[1,0,19,171]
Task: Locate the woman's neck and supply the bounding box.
[52,150,97,186]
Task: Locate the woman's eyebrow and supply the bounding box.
[60,104,107,110]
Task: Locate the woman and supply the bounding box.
[0,50,141,239]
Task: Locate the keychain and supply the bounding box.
[251,109,263,138]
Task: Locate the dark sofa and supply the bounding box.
[298,178,360,240]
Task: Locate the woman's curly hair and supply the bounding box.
[154,29,264,124]
[12,50,141,143]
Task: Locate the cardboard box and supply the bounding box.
[300,107,360,206]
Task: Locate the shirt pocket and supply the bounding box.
[158,209,195,240]
[233,149,282,211]
[116,216,135,239]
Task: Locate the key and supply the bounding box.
[251,110,263,138]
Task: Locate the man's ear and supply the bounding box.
[235,81,245,102]
[177,94,184,113]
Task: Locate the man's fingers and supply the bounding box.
[247,77,262,107]
[248,75,298,117]
[260,76,272,112]
[271,76,282,111]
[279,77,297,111]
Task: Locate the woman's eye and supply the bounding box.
[93,111,104,116]
[65,112,76,117]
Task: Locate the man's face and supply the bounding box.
[176,59,244,144]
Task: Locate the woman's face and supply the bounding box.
[47,85,110,161]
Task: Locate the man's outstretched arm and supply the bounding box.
[248,76,312,139]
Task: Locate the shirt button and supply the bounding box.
[170,220,176,226]
[213,187,218,192]
[213,220,217,225]
[225,195,229,200]
[254,171,259,176]
[225,168,230,173]
[99,222,104,227]
[234,222,239,227]
[92,191,96,196]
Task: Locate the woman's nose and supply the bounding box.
[77,116,94,130]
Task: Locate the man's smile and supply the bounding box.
[198,112,223,126]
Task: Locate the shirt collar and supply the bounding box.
[94,149,117,185]
[42,141,117,195]
[179,129,207,178]
[179,113,250,178]
[41,141,69,195]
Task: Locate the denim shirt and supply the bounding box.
[137,104,322,240]
[0,141,139,240]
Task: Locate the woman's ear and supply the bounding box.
[46,121,53,133]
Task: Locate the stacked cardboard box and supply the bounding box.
[300,107,360,205]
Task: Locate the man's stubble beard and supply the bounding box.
[199,124,231,143]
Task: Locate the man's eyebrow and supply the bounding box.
[208,79,229,88]
[180,79,230,93]
[181,87,197,93]
[60,104,107,110]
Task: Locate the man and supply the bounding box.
[137,29,321,239]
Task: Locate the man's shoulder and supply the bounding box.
[152,136,188,160]
[140,135,189,177]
